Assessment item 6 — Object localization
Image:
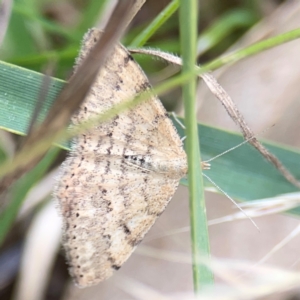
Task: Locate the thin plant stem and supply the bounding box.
[129,0,179,47]
[179,0,214,293]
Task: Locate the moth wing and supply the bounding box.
[56,155,179,287]
[54,28,187,287]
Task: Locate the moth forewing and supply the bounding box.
[54,28,187,287]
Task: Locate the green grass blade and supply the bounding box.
[197,8,257,56]
[179,0,214,291]
[0,61,64,135]
[129,0,179,48]
[202,27,300,73]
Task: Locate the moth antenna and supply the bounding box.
[202,173,260,231]
[204,136,255,164]
[204,125,274,164]
[171,112,186,129]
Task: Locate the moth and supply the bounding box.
[54,28,188,287]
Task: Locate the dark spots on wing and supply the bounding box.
[84,106,87,113]
[63,204,72,218]
[118,184,126,195]
[83,135,87,144]
[124,133,132,141]
[76,255,79,259]
[71,173,75,178]
[153,113,169,124]
[112,265,121,270]
[93,37,97,43]
[112,118,118,127]
[104,234,111,240]
[105,161,111,174]
[146,145,154,155]
[138,81,151,92]
[77,265,81,268]
[105,134,114,155]
[156,211,164,217]
[144,178,148,183]
[76,213,80,217]
[107,132,113,137]
[65,185,69,190]
[115,84,121,91]
[95,139,102,149]
[73,236,76,239]
[123,224,131,235]
[129,238,143,247]
[108,257,115,263]
[80,274,83,278]
[102,189,107,195]
[124,54,134,64]
[121,142,127,156]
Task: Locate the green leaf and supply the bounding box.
[0,61,64,135]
